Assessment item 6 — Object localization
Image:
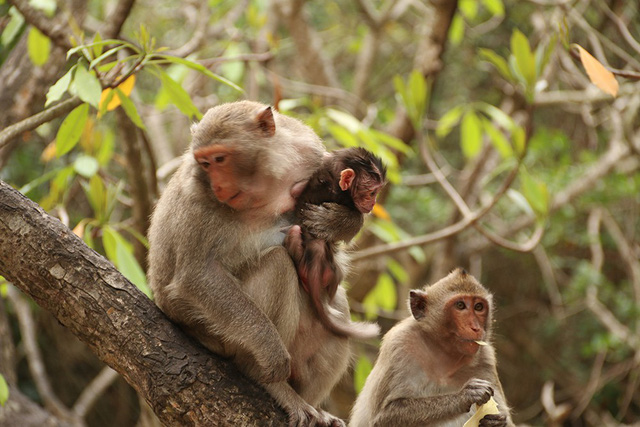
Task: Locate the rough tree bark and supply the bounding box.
[0,180,288,426]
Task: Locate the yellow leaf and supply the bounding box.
[372,204,390,221]
[72,219,88,238]
[41,141,57,163]
[99,75,136,114]
[575,44,618,97]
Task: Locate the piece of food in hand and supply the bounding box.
[463,396,500,427]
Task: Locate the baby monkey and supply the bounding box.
[286,147,386,339]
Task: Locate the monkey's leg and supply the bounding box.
[293,286,351,404]
[241,246,349,427]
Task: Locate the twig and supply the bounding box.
[599,2,640,57]
[572,350,606,418]
[101,0,136,39]
[353,126,527,262]
[585,287,640,350]
[532,246,564,314]
[8,0,72,50]
[6,286,76,422]
[72,366,120,418]
[0,96,83,150]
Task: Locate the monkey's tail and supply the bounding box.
[310,277,380,340]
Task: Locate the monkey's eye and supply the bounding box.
[474,302,484,311]
[214,156,226,164]
[455,301,466,310]
[198,160,210,170]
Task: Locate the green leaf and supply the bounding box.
[407,70,428,128]
[0,374,8,407]
[19,167,61,195]
[520,170,549,216]
[73,66,102,108]
[326,109,361,133]
[512,124,526,156]
[2,7,25,47]
[481,0,504,16]
[56,103,89,157]
[353,356,373,394]
[96,129,115,166]
[387,259,409,283]
[30,0,56,16]
[66,39,128,59]
[510,29,536,87]
[482,118,512,158]
[362,273,397,318]
[478,48,512,81]
[45,65,76,107]
[89,44,129,70]
[115,88,146,130]
[92,32,104,58]
[369,129,412,154]
[84,174,106,216]
[102,227,152,297]
[27,27,51,66]
[459,0,478,20]
[448,14,465,46]
[154,67,202,119]
[476,103,515,131]
[73,155,99,178]
[460,110,483,159]
[327,124,359,148]
[154,54,243,92]
[436,105,465,138]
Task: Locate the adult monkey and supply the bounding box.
[148,101,353,426]
[350,269,514,427]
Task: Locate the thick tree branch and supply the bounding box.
[8,0,73,50]
[0,180,288,426]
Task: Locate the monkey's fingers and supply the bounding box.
[478,413,507,427]
[284,225,305,263]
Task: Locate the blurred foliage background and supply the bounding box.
[0,0,639,425]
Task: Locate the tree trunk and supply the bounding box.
[0,180,287,426]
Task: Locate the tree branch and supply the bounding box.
[0,180,288,426]
[0,97,83,150]
[8,0,73,50]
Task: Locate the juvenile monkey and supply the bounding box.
[285,147,386,339]
[148,101,353,426]
[350,268,514,427]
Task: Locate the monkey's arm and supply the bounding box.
[299,202,364,242]
[372,378,495,427]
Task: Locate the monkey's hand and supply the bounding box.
[459,378,494,413]
[299,203,364,243]
[478,413,508,427]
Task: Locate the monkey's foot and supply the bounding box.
[286,405,345,427]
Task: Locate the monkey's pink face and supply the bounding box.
[354,182,385,214]
[194,145,308,216]
[447,295,488,356]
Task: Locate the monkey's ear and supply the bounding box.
[409,290,428,320]
[256,106,276,137]
[339,168,355,191]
